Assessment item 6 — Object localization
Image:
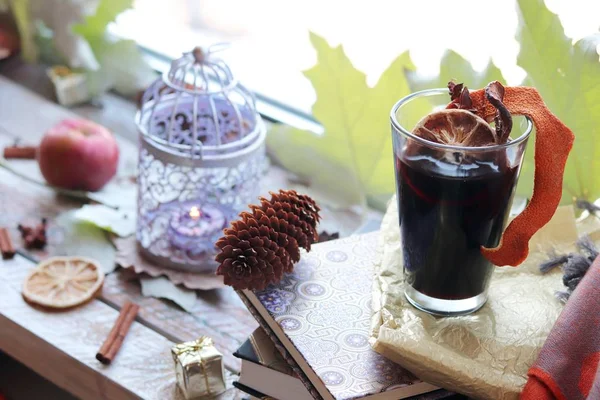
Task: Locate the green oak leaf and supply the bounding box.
[140,276,197,312]
[8,0,37,62]
[73,0,155,96]
[516,0,600,204]
[74,204,136,237]
[267,32,424,204]
[83,38,156,96]
[406,50,506,92]
[54,210,117,275]
[72,0,133,39]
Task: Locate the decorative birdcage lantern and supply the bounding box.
[135,45,266,272]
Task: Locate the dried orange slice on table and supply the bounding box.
[22,256,104,309]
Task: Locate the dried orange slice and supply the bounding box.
[22,256,104,309]
[412,109,497,147]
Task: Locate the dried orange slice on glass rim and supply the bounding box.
[22,256,104,309]
[412,108,497,147]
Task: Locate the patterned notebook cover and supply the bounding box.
[242,232,440,400]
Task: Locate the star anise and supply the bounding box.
[447,81,476,113]
[18,218,48,250]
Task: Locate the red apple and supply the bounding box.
[38,119,119,192]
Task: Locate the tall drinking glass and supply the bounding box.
[391,89,532,316]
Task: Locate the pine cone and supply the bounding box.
[240,211,299,267]
[251,201,313,249]
[268,190,321,229]
[215,221,288,290]
[215,190,321,290]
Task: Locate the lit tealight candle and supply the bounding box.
[168,202,227,253]
[190,206,200,218]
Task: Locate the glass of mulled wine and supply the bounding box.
[391,89,532,316]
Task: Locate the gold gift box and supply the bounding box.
[171,337,226,399]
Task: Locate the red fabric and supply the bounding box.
[521,255,600,400]
[523,367,567,400]
[578,352,600,397]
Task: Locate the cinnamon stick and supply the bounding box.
[96,301,139,364]
[3,146,37,160]
[0,228,15,260]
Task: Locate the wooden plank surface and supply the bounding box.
[0,254,243,400]
[0,143,258,373]
[0,75,259,369]
[102,271,258,369]
[0,74,250,398]
[0,160,258,371]
[0,154,257,372]
[0,255,180,400]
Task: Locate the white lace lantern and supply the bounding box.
[135,46,266,272]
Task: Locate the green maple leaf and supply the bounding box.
[267,32,424,205]
[406,50,506,92]
[516,0,600,203]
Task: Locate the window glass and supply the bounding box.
[111,0,600,115]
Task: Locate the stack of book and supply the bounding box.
[233,232,462,400]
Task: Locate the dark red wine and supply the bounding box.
[396,154,518,300]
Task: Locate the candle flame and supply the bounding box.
[189,206,201,220]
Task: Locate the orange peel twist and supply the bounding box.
[467,86,575,266]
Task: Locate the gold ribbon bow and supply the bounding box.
[173,336,214,357]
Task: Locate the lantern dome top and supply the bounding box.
[165,44,236,94]
[136,44,264,165]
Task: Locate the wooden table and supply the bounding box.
[0,73,251,399]
[0,58,375,399]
